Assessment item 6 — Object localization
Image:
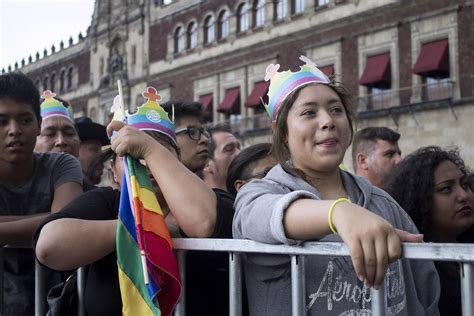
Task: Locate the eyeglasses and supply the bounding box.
[175,126,211,141]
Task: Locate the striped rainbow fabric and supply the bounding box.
[116,155,181,316]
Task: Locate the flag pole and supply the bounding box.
[117,79,150,285]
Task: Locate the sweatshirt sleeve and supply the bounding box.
[233,179,318,245]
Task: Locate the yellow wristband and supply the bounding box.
[328,198,350,234]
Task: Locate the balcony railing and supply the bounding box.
[357,80,455,112]
[207,81,456,136]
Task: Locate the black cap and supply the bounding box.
[74,117,109,146]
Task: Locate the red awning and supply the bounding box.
[359,53,391,86]
[217,87,240,114]
[412,39,449,75]
[245,81,269,108]
[199,94,213,113]
[320,65,334,77]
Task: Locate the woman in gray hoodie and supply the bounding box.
[233,56,440,315]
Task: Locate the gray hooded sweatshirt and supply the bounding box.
[233,164,440,315]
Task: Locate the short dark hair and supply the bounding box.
[226,143,272,196]
[162,101,203,126]
[352,127,400,171]
[0,72,41,120]
[207,124,232,160]
[387,146,469,242]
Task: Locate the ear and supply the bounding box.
[203,159,214,174]
[234,179,246,192]
[108,160,119,184]
[356,153,369,171]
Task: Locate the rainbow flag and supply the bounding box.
[116,155,181,316]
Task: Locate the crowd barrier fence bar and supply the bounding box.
[461,263,474,315]
[172,239,474,316]
[34,261,46,316]
[77,266,86,316]
[32,239,473,316]
[174,250,187,316]
[229,252,242,316]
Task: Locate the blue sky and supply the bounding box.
[0,0,95,70]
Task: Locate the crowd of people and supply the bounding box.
[0,54,472,315]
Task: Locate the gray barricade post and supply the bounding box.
[229,252,242,316]
[291,255,305,316]
[34,260,46,316]
[174,250,187,316]
[77,266,86,316]
[461,263,474,315]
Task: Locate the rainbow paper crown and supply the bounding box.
[111,87,176,144]
[40,90,74,121]
[263,55,331,121]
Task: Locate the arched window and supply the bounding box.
[43,75,49,91]
[291,0,304,15]
[50,73,56,92]
[187,22,198,49]
[253,0,265,28]
[204,15,215,44]
[218,10,230,39]
[60,70,65,92]
[174,26,185,53]
[275,0,288,20]
[237,3,249,33]
[67,67,74,89]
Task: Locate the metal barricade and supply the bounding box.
[32,239,474,316]
[172,239,474,316]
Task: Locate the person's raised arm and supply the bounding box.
[108,121,217,237]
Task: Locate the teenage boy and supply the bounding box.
[0,73,83,314]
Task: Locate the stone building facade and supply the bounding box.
[3,0,474,168]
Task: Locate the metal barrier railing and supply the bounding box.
[172,239,474,316]
[30,239,474,316]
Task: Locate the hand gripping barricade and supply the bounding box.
[29,240,474,316]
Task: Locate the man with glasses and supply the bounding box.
[164,101,211,173]
[163,101,238,315]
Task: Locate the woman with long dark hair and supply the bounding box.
[387,146,473,315]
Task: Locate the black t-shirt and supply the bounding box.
[33,187,241,315]
[33,186,122,316]
[184,188,242,316]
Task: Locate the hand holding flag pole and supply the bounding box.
[116,80,150,287]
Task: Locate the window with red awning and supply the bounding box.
[217,87,241,114]
[245,81,269,108]
[412,39,449,78]
[359,53,391,88]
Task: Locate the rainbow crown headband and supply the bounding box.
[111,86,176,144]
[263,55,331,121]
[40,90,74,121]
